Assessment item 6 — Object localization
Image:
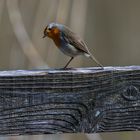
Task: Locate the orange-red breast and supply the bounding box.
[43,23,103,69]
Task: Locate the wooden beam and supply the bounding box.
[0,66,139,135]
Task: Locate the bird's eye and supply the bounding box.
[47,27,51,30]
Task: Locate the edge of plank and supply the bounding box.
[0,65,139,76]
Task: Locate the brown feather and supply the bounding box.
[62,26,90,54]
[62,26,103,68]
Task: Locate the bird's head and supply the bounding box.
[43,23,62,39]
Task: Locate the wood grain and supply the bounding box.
[0,66,139,135]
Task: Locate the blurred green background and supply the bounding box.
[0,0,140,139]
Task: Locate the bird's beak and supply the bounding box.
[43,34,47,38]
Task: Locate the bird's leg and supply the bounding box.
[63,57,74,69]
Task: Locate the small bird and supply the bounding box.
[43,22,103,69]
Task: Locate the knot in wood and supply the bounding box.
[122,85,140,101]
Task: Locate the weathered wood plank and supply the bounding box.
[0,66,139,135]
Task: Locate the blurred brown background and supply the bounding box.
[0,0,140,70]
[0,0,140,139]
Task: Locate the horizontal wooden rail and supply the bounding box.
[0,66,139,135]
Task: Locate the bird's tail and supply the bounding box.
[85,52,104,69]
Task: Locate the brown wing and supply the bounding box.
[62,26,90,54]
[61,25,103,68]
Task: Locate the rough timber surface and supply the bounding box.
[0,66,140,135]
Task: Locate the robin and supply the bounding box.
[43,22,103,69]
